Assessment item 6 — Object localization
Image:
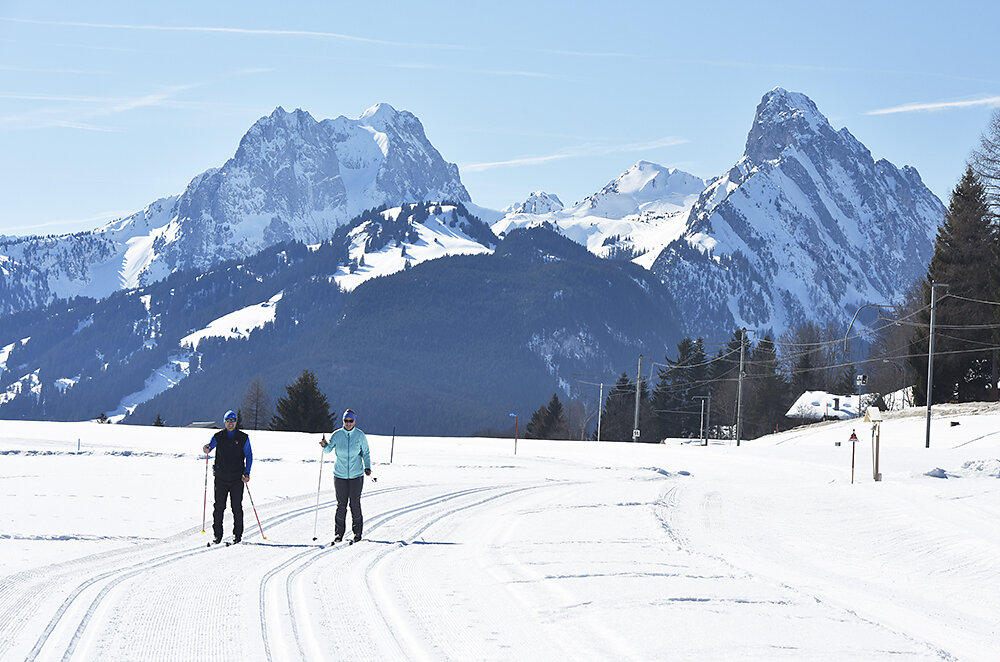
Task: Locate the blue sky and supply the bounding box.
[1,1,999,236]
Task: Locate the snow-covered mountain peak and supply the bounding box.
[360,102,400,124]
[493,161,706,268]
[578,161,706,218]
[651,88,945,336]
[259,106,316,130]
[507,191,564,215]
[602,161,705,200]
[745,88,834,164]
[0,103,470,315]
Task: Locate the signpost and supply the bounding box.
[865,406,884,481]
[848,429,859,484]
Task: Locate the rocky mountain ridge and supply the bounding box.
[0,104,468,316]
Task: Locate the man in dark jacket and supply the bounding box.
[202,410,253,544]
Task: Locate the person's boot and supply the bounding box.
[333,533,343,543]
[353,533,362,542]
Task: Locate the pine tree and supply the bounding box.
[525,403,549,439]
[241,376,271,431]
[742,335,790,438]
[910,167,998,404]
[153,413,165,427]
[270,369,335,432]
[595,373,635,442]
[971,109,1000,219]
[544,393,569,440]
[525,393,569,440]
[652,337,709,440]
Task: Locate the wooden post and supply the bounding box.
[873,422,881,481]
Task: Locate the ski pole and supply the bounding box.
[201,452,209,534]
[246,482,266,539]
[312,441,325,541]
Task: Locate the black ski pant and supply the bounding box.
[213,476,244,540]
[334,476,364,538]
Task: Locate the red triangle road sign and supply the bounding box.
[849,431,859,442]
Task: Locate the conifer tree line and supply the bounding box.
[581,332,795,443]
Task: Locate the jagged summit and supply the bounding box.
[506,191,564,215]
[360,102,399,122]
[651,88,945,335]
[0,103,470,314]
[744,87,836,164]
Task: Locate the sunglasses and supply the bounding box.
[343,418,355,423]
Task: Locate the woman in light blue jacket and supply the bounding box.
[319,409,371,543]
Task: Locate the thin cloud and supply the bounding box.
[0,65,111,75]
[462,137,688,172]
[0,16,470,51]
[866,96,1000,115]
[0,85,206,131]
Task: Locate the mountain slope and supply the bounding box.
[0,104,469,316]
[0,207,681,434]
[650,87,944,334]
[0,203,494,425]
[129,226,682,434]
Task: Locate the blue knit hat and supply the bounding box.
[343,409,356,422]
[224,410,237,421]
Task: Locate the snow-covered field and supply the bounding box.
[1,404,998,661]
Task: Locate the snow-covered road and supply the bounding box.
[1,407,997,660]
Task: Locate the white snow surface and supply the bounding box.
[180,292,283,350]
[493,161,706,265]
[333,206,494,292]
[1,403,998,660]
[107,352,194,420]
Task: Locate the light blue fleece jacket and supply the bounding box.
[322,426,371,479]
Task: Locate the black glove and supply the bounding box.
[364,468,371,476]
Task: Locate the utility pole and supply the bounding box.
[633,354,643,442]
[597,382,603,442]
[925,282,948,449]
[698,398,705,442]
[695,394,710,446]
[705,391,711,446]
[736,329,746,447]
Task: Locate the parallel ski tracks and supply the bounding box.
[10,481,564,661]
[265,482,563,662]
[12,485,411,661]
[357,484,550,660]
[265,485,499,662]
